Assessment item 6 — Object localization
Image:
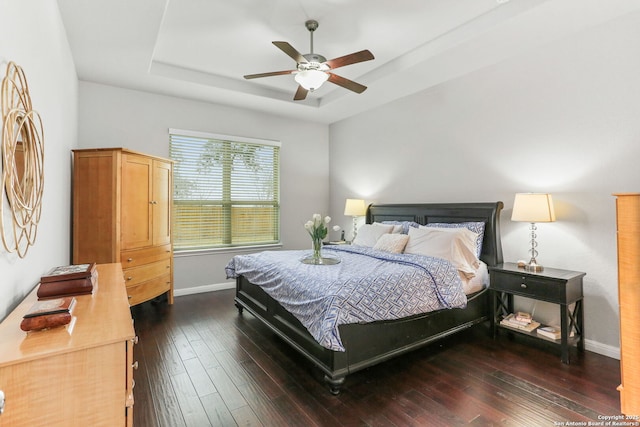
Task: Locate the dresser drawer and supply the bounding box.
[126,274,171,306]
[123,259,171,286]
[121,244,172,269]
[490,271,565,302]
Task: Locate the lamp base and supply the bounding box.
[524,258,544,272]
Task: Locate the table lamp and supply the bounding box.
[511,193,556,272]
[344,198,366,242]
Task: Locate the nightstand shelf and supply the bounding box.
[489,262,586,364]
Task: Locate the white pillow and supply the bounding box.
[352,223,394,247]
[404,227,480,277]
[374,222,403,234]
[373,234,409,253]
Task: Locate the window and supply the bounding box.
[169,129,280,251]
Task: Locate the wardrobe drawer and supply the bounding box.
[126,274,171,306]
[123,259,171,287]
[121,244,171,269]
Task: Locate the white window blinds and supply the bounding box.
[169,129,280,251]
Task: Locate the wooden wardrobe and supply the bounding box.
[614,193,640,415]
[72,148,174,305]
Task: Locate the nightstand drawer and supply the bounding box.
[491,272,564,301]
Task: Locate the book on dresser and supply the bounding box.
[37,262,97,299]
[20,296,76,331]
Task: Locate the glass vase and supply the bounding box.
[312,238,323,264]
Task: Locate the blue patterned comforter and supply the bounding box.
[225,245,467,352]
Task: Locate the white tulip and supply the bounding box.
[324,216,331,224]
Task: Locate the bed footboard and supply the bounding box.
[235,275,489,394]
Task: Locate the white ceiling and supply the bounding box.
[56,0,640,124]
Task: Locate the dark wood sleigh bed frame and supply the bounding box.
[234,202,504,394]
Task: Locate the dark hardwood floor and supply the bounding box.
[131,290,621,427]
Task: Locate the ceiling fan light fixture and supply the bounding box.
[295,69,328,91]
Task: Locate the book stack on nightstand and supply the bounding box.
[489,262,586,364]
[499,311,540,333]
[537,326,563,340]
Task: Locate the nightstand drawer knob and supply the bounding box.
[521,283,527,289]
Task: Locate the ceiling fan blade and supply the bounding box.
[324,50,374,70]
[293,85,308,101]
[273,41,308,64]
[244,70,296,80]
[327,73,367,94]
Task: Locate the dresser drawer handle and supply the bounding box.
[132,361,139,370]
[127,258,133,262]
[520,283,527,289]
[133,336,139,345]
[127,276,133,281]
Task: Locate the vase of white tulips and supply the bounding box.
[305,214,329,264]
[304,214,339,265]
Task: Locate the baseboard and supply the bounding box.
[585,338,620,360]
[174,281,235,297]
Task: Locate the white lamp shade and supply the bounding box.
[344,199,366,216]
[511,193,556,223]
[294,70,329,91]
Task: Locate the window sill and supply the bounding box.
[173,244,283,258]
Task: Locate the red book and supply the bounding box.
[23,296,76,318]
[20,297,76,332]
[37,263,97,299]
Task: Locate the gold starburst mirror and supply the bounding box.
[1,61,44,258]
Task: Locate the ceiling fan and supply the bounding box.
[244,20,374,101]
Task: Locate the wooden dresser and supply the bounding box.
[0,263,136,426]
[72,148,174,305]
[614,193,640,415]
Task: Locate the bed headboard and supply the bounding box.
[366,202,504,267]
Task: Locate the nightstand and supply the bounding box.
[489,262,586,364]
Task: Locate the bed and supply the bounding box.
[228,202,503,394]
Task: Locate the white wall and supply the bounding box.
[0,1,78,320]
[329,11,640,357]
[77,82,329,292]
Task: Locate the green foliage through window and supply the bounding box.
[169,129,280,250]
